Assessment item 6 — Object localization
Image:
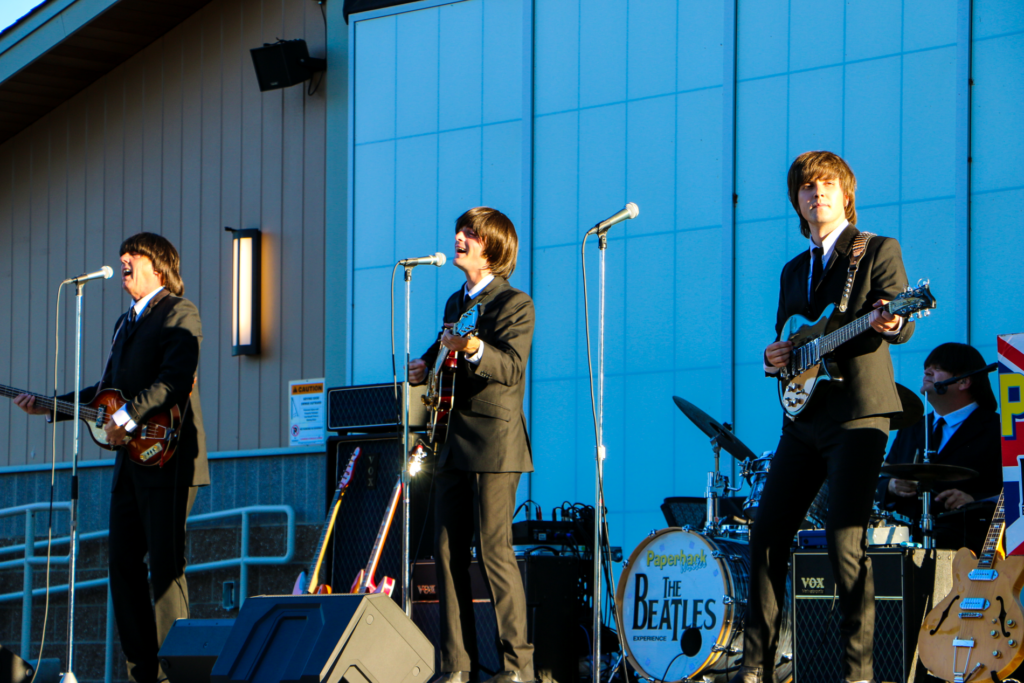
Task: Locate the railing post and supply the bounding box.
[240,512,250,608]
[105,585,114,683]
[21,509,34,660]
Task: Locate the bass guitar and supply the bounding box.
[777,282,937,418]
[918,491,1024,681]
[421,305,480,445]
[292,447,363,595]
[1,384,181,467]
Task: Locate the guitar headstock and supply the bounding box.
[338,447,362,490]
[890,280,938,319]
[453,306,480,336]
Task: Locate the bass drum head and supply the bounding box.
[615,529,793,683]
[616,529,747,682]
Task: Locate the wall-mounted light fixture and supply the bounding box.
[226,227,261,356]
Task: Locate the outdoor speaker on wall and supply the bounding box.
[250,39,326,92]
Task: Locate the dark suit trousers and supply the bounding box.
[108,473,197,683]
[743,405,888,683]
[434,469,534,678]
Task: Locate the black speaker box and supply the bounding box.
[792,548,954,683]
[326,383,428,434]
[326,434,434,607]
[0,644,34,683]
[412,555,583,683]
[159,619,236,683]
[249,40,324,92]
[209,594,433,683]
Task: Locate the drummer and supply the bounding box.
[875,342,1002,553]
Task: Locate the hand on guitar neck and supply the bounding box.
[16,392,128,443]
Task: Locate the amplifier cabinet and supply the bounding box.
[412,555,582,683]
[326,383,428,433]
[791,548,954,683]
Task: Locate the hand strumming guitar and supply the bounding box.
[104,420,129,446]
[765,340,793,369]
[408,359,427,385]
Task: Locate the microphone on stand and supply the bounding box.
[933,362,998,395]
[63,266,114,284]
[586,202,639,236]
[399,253,447,268]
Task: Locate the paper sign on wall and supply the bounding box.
[289,378,325,446]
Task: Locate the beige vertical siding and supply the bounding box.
[0,0,327,466]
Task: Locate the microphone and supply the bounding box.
[399,253,446,268]
[586,202,639,236]
[63,266,114,284]
[933,362,998,395]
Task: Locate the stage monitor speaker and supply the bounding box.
[209,594,433,683]
[327,434,433,607]
[159,619,236,683]
[0,644,33,683]
[792,548,954,683]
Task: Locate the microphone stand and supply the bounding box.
[402,265,413,618]
[61,282,86,683]
[592,232,608,683]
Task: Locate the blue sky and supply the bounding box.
[1,0,43,33]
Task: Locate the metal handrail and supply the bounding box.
[0,503,296,683]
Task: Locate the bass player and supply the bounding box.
[732,152,915,683]
[15,232,208,683]
[408,207,535,683]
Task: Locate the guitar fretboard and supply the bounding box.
[978,491,1006,570]
[0,384,102,422]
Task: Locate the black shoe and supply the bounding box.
[728,666,763,683]
[432,672,473,683]
[481,672,533,683]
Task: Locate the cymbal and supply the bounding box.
[890,383,924,431]
[672,396,756,461]
[879,463,979,482]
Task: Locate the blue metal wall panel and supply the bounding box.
[343,0,1022,564]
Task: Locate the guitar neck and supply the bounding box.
[306,486,346,591]
[816,307,885,357]
[0,384,96,421]
[978,491,1006,569]
[360,480,403,591]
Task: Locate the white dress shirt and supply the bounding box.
[112,286,165,432]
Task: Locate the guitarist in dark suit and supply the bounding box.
[408,207,535,683]
[876,342,1001,553]
[15,232,208,683]
[732,152,915,683]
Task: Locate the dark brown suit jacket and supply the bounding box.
[421,277,534,473]
[773,226,916,422]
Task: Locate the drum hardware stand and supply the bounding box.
[920,397,937,550]
[704,435,741,537]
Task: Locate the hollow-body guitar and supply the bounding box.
[421,305,480,445]
[777,282,937,418]
[918,491,1024,681]
[0,384,180,467]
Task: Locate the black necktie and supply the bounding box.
[126,307,137,332]
[810,246,824,294]
[931,416,945,451]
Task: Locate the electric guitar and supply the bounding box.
[421,305,480,445]
[292,447,363,595]
[777,282,937,418]
[0,384,181,467]
[918,491,1024,682]
[349,444,428,597]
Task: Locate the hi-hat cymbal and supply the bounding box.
[879,463,978,482]
[889,383,925,431]
[672,395,757,461]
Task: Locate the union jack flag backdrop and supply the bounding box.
[999,334,1024,556]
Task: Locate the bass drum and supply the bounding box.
[615,528,792,683]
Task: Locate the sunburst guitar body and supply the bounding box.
[919,492,1024,682]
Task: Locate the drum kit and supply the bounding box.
[615,392,979,683]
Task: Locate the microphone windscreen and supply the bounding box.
[626,202,639,219]
[101,265,114,279]
[434,252,446,266]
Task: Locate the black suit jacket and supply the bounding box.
[63,289,209,489]
[876,408,1002,518]
[421,278,534,473]
[774,226,915,422]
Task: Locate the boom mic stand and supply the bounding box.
[401,264,413,618]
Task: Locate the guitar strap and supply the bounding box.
[838,231,876,313]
